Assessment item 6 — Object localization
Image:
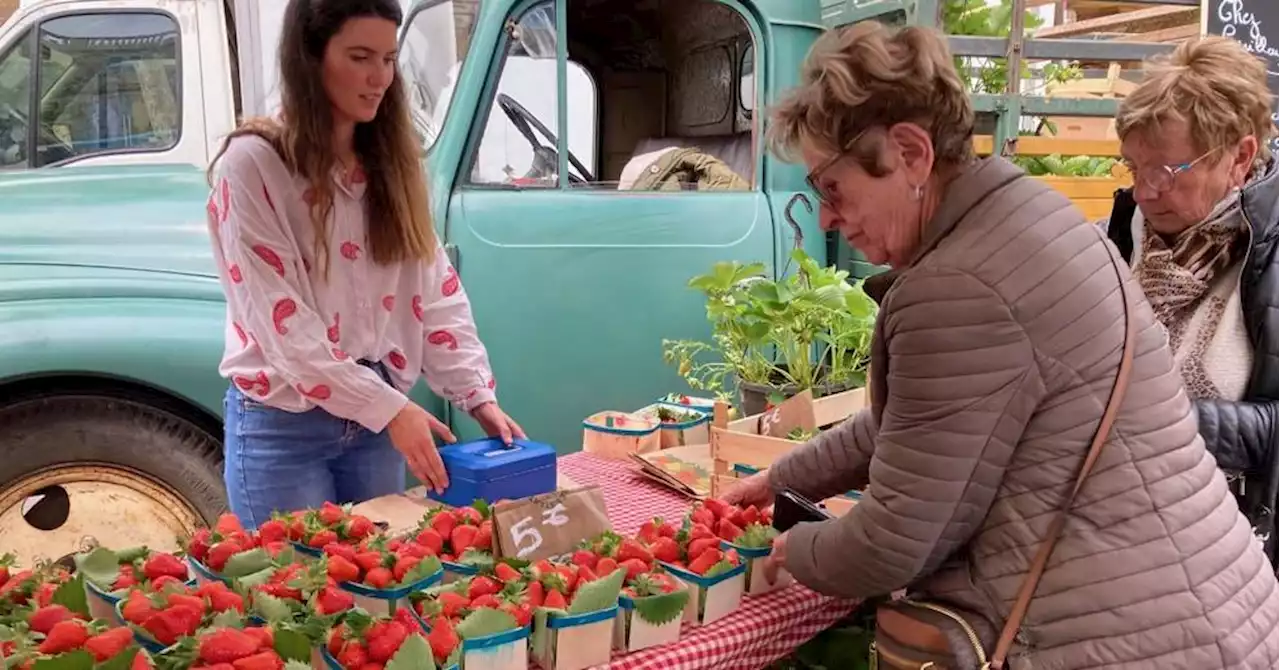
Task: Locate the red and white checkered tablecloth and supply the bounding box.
[556,452,858,670]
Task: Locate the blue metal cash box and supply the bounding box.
[427,437,558,507]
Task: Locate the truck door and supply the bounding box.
[401,0,775,451]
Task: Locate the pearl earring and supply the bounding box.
[910,185,923,201]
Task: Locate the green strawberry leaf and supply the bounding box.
[283,662,313,670]
[342,608,374,638]
[401,555,443,586]
[210,609,246,629]
[455,549,493,572]
[630,590,689,626]
[385,632,436,670]
[96,646,139,670]
[222,549,273,579]
[273,627,312,663]
[114,547,151,564]
[234,567,278,589]
[454,607,518,640]
[251,592,294,624]
[470,499,491,520]
[73,548,121,590]
[703,559,737,579]
[567,567,625,614]
[31,650,94,670]
[50,574,90,619]
[735,523,778,549]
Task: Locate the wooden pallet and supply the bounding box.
[708,388,867,517]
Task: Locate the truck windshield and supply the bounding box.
[400,0,481,151]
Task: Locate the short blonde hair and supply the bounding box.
[1117,36,1276,166]
[767,22,974,176]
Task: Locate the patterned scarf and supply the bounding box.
[1133,190,1248,398]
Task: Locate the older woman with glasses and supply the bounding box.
[1103,36,1278,572]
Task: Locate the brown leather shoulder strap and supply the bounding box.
[988,232,1137,669]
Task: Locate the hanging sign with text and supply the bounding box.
[492,486,612,562]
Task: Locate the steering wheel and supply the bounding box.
[496,93,594,184]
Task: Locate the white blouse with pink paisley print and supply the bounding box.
[206,135,497,433]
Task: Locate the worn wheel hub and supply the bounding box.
[0,464,202,568]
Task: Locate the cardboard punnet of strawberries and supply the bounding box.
[1,482,786,670]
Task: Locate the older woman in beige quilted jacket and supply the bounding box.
[721,22,1279,669]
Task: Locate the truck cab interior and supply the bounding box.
[428,0,757,193]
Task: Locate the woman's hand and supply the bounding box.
[763,531,789,584]
[471,402,527,445]
[387,402,455,494]
[720,471,773,509]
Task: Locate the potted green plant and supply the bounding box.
[662,249,876,416]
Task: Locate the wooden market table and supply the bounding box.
[555,451,857,670]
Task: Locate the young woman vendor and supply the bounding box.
[205,0,524,528]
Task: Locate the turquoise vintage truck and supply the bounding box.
[0,0,1172,564]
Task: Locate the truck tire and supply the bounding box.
[0,395,226,567]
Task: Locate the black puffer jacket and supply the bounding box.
[1105,158,1278,571]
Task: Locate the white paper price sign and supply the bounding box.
[492,486,611,561]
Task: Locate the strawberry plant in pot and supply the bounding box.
[662,248,876,417]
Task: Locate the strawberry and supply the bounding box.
[717,518,744,542]
[426,615,459,663]
[413,528,444,555]
[392,555,423,583]
[142,553,189,582]
[428,511,457,539]
[354,551,384,574]
[327,555,360,583]
[435,591,469,618]
[690,507,715,528]
[570,550,598,569]
[472,521,493,551]
[688,548,724,575]
[28,604,73,634]
[187,529,213,562]
[38,620,88,655]
[494,563,522,583]
[525,580,545,607]
[688,523,716,541]
[543,589,568,610]
[637,517,672,544]
[114,564,139,590]
[738,505,761,526]
[205,541,242,572]
[142,606,202,645]
[315,585,355,615]
[308,529,339,548]
[595,557,618,576]
[450,526,478,555]
[616,539,654,565]
[365,621,409,663]
[168,591,207,615]
[703,499,730,521]
[150,575,183,592]
[345,515,375,540]
[319,502,345,526]
[503,602,533,627]
[214,513,244,536]
[207,588,246,613]
[84,627,134,662]
[619,559,649,580]
[470,594,500,609]
[122,590,157,624]
[364,567,394,589]
[467,576,500,599]
[132,651,153,670]
[243,627,273,650]
[231,650,284,670]
[577,564,598,585]
[649,537,680,563]
[257,520,288,544]
[199,629,261,664]
[688,537,720,562]
[324,543,358,563]
[457,507,483,526]
[336,642,368,670]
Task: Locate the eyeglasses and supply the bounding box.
[1113,147,1221,193]
[806,127,872,207]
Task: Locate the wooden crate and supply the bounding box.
[973,135,1130,220]
[709,387,867,516]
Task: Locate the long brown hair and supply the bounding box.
[209,0,435,276]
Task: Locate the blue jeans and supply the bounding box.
[222,364,405,529]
